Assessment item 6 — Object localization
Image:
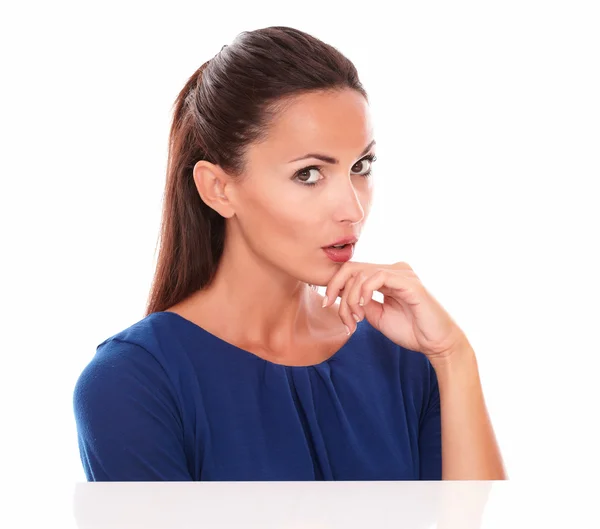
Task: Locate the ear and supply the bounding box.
[192,160,234,218]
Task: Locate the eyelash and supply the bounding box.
[293,154,378,188]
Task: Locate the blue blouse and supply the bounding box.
[73,311,442,481]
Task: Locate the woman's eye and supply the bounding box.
[352,158,372,175]
[295,167,321,185]
[293,155,376,187]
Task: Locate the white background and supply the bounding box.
[1,0,598,493]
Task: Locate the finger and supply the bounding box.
[391,261,415,272]
[346,270,368,323]
[360,269,423,308]
[338,272,363,335]
[322,262,362,308]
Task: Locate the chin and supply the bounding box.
[286,254,343,289]
[300,270,338,289]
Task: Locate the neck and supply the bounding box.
[188,232,324,354]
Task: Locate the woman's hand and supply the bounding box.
[322,261,469,363]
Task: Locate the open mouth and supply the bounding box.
[322,243,355,263]
[327,243,350,249]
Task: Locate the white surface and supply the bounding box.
[1,0,599,492]
[5,481,598,528]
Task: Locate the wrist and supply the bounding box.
[427,336,478,374]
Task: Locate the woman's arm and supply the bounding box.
[73,339,194,481]
[431,341,507,480]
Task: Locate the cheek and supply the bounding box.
[245,196,304,240]
[273,204,315,240]
[260,202,321,256]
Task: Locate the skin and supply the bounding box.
[167,88,376,366]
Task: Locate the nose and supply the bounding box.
[331,178,366,225]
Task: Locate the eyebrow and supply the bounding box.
[288,139,376,164]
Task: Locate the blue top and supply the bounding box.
[73,311,442,481]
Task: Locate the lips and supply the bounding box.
[323,236,358,248]
[322,244,355,263]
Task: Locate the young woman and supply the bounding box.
[73,26,506,481]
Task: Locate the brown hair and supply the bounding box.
[145,26,368,316]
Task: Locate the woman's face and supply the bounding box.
[227,88,375,287]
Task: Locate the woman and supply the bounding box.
[73,26,506,481]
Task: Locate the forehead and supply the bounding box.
[258,90,373,160]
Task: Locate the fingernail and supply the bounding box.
[352,313,360,323]
[322,296,328,308]
[359,297,365,306]
[345,325,351,335]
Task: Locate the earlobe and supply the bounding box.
[192,160,233,217]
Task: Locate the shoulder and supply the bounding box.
[73,313,187,409]
[97,312,172,353]
[86,313,171,373]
